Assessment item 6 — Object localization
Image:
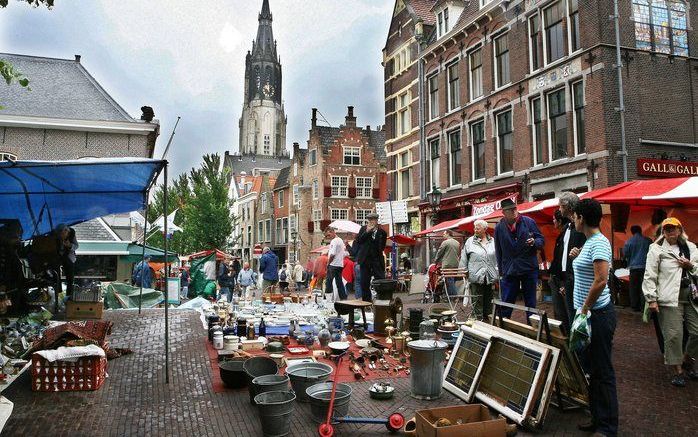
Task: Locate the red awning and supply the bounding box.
[389,234,417,246]
[186,249,232,261]
[593,177,698,206]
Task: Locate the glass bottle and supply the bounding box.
[259,318,267,337]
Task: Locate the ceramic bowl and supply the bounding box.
[327,341,350,355]
[355,339,371,348]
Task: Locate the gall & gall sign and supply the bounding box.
[637,158,698,177]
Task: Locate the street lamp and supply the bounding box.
[290,230,298,263]
[427,185,442,224]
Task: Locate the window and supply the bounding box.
[289,214,297,233]
[529,15,542,71]
[293,163,298,176]
[330,208,349,221]
[278,190,284,208]
[496,110,513,174]
[394,47,410,73]
[263,134,270,154]
[428,138,440,190]
[532,97,544,165]
[276,219,283,243]
[633,0,689,57]
[257,223,264,242]
[437,7,450,38]
[398,151,412,199]
[247,226,252,246]
[447,61,460,111]
[293,184,299,205]
[265,219,271,242]
[331,176,348,197]
[469,49,483,100]
[312,209,322,232]
[397,92,411,135]
[544,2,566,63]
[494,34,510,88]
[548,88,568,161]
[310,149,317,165]
[428,74,439,120]
[356,209,373,226]
[0,152,17,162]
[356,177,373,198]
[569,0,581,53]
[282,218,288,242]
[343,146,361,165]
[448,129,462,186]
[572,81,586,155]
[471,120,485,181]
[261,193,268,214]
[312,179,319,199]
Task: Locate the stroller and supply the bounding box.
[422,263,445,303]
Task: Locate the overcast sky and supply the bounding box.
[0,0,394,176]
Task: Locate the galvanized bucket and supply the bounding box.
[305,381,352,424]
[286,362,333,402]
[251,374,290,405]
[243,356,279,404]
[254,390,296,437]
[408,339,448,400]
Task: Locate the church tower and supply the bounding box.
[239,0,288,157]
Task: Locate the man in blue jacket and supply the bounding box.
[494,198,544,318]
[259,247,279,293]
[623,225,652,312]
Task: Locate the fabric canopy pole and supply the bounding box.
[163,162,169,384]
[138,196,149,315]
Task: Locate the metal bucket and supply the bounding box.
[254,390,296,437]
[305,382,352,424]
[244,357,279,404]
[251,374,290,404]
[286,362,333,402]
[408,339,448,400]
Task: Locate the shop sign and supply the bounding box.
[253,244,263,258]
[376,200,408,224]
[637,158,698,177]
[529,57,582,91]
[471,194,518,216]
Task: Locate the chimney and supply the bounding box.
[140,106,155,122]
[74,54,81,63]
[311,108,317,129]
[293,142,300,156]
[240,171,247,192]
[345,106,356,127]
[365,125,371,132]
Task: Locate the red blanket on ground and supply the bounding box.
[26,320,132,360]
[207,336,408,393]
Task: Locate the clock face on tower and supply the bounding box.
[263,81,275,98]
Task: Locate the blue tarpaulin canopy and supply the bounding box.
[0,158,165,239]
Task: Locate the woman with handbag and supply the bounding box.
[643,217,698,387]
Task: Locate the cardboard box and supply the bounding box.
[66,300,103,320]
[415,404,507,437]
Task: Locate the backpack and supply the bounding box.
[132,263,143,284]
[280,270,287,282]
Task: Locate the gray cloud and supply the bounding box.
[0,0,393,176]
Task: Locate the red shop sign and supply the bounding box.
[637,158,698,177]
[471,194,518,216]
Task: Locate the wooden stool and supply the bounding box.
[334,299,372,330]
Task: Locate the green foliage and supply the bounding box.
[0,59,30,109]
[146,154,237,255]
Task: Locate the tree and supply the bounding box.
[0,59,30,109]
[0,0,54,7]
[145,173,191,255]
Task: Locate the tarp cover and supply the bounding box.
[102,282,164,309]
[0,158,164,239]
[188,252,216,298]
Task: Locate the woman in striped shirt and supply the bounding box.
[572,198,618,437]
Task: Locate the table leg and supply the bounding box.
[349,309,355,329]
[361,308,367,330]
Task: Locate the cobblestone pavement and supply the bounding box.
[1,296,696,436]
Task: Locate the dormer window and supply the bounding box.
[437,8,450,38]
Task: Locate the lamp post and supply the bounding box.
[291,230,298,264]
[427,185,442,225]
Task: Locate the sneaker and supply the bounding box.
[671,374,687,387]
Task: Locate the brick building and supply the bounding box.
[288,107,388,265]
[382,0,698,234]
[382,0,437,236]
[271,166,290,263]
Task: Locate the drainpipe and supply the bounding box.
[612,0,628,182]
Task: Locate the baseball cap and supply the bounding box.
[661,217,682,228]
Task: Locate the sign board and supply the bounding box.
[529,57,582,91]
[253,244,263,259]
[166,277,181,305]
[637,158,698,178]
[471,194,518,216]
[376,200,409,225]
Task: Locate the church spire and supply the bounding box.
[260,0,271,20]
[253,0,276,60]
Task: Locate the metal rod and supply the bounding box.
[613,0,628,182]
[138,195,149,315]
[388,191,397,279]
[160,117,181,161]
[163,162,170,384]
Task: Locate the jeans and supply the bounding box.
[565,271,576,328]
[181,285,188,299]
[326,266,347,300]
[584,303,619,436]
[445,278,457,296]
[470,282,495,321]
[629,268,645,312]
[499,272,538,319]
